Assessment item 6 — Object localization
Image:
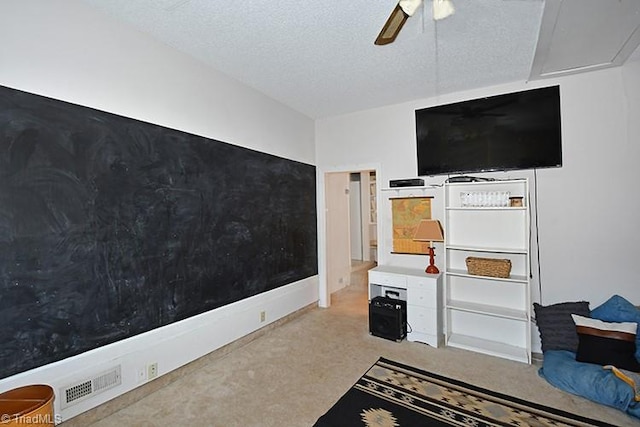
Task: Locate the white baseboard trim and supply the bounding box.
[0,276,318,423]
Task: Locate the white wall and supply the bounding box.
[0,0,317,422]
[535,67,639,305]
[0,1,314,164]
[317,64,640,348]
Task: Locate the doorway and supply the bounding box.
[349,171,378,268]
[321,167,378,307]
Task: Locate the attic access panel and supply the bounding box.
[530,0,640,78]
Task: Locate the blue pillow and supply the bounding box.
[591,295,640,360]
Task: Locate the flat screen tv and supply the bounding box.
[415,86,562,176]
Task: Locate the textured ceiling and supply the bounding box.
[81,0,638,119]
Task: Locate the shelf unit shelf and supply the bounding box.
[446,299,528,321]
[445,245,527,254]
[447,333,529,364]
[444,178,531,364]
[446,269,528,284]
[446,206,527,211]
[380,185,441,192]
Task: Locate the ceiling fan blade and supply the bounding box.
[374,0,454,45]
[374,3,409,45]
[374,0,425,45]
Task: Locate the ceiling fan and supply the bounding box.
[375,0,455,45]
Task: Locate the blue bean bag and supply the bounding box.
[537,295,640,420]
[539,350,640,419]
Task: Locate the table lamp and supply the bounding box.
[413,219,445,274]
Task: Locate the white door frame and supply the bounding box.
[317,163,380,308]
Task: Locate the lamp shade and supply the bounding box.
[413,219,444,243]
[432,0,455,21]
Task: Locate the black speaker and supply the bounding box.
[369,296,407,342]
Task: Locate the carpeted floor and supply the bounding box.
[62,268,638,426]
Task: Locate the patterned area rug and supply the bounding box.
[314,357,615,427]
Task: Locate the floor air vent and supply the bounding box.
[60,365,121,409]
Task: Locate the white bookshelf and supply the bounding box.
[443,179,531,363]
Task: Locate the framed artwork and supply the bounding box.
[391,197,432,254]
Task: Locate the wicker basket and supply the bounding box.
[465,257,512,278]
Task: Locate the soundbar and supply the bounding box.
[389,178,424,187]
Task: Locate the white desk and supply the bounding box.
[368,265,442,347]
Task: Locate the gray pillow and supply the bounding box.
[533,301,590,353]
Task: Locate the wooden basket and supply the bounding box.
[465,257,511,278]
[0,384,55,426]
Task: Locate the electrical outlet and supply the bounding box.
[136,366,146,383]
[147,362,158,380]
[260,311,266,322]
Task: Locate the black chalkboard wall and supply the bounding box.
[0,85,317,379]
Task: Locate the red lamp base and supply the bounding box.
[425,246,439,274]
[425,264,439,274]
